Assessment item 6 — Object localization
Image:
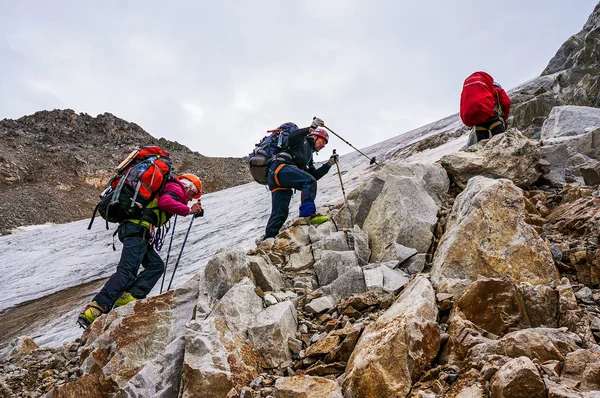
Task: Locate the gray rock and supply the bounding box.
[399,253,426,275]
[211,277,264,334]
[248,255,285,292]
[247,301,298,368]
[313,250,359,286]
[305,296,337,314]
[204,248,250,301]
[352,225,371,265]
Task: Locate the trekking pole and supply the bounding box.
[333,149,353,226]
[315,118,378,165]
[166,202,203,291]
[159,215,178,294]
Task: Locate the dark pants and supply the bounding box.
[264,163,317,239]
[475,116,506,142]
[93,222,164,310]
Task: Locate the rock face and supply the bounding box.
[431,176,559,296]
[358,162,449,262]
[439,129,543,189]
[510,3,600,136]
[49,276,200,397]
[0,109,251,234]
[343,276,440,398]
[539,105,600,186]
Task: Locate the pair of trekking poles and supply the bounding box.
[159,201,203,294]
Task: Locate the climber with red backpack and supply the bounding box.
[261,117,338,240]
[79,146,203,328]
[460,71,511,143]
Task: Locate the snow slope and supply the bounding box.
[0,118,465,347]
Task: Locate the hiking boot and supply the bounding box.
[77,301,106,329]
[309,214,329,225]
[114,292,137,307]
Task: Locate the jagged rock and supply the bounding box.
[431,177,559,296]
[352,225,371,265]
[179,316,262,398]
[343,276,440,398]
[248,255,285,292]
[490,356,546,398]
[453,278,531,336]
[313,251,359,286]
[211,278,264,334]
[439,129,543,189]
[517,282,559,328]
[278,224,312,246]
[466,328,567,365]
[247,301,298,368]
[322,266,366,301]
[305,296,337,315]
[363,267,384,292]
[272,375,343,398]
[0,336,38,360]
[308,221,337,243]
[204,248,250,301]
[305,336,341,357]
[246,256,284,292]
[311,231,349,252]
[395,243,418,264]
[439,314,497,365]
[286,246,315,271]
[540,106,600,186]
[59,277,200,397]
[361,162,448,262]
[452,384,486,398]
[399,253,427,275]
[560,349,600,391]
[543,377,584,398]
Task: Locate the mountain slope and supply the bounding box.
[0,109,251,234]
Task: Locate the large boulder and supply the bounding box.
[204,248,250,301]
[343,276,440,398]
[431,176,559,296]
[453,278,531,336]
[539,106,600,186]
[490,356,547,398]
[360,162,448,262]
[439,129,543,189]
[247,301,298,368]
[56,276,200,397]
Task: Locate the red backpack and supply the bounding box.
[88,146,173,229]
[459,71,497,127]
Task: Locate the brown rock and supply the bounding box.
[490,356,546,398]
[305,336,340,358]
[454,278,531,336]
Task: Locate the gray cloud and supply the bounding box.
[0,0,597,156]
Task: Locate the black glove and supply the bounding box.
[327,153,339,166]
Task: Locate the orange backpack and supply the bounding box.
[88,146,173,229]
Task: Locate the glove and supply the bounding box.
[327,153,339,166]
[311,117,324,129]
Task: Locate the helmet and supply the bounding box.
[177,174,202,199]
[309,128,329,144]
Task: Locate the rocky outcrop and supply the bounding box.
[431,176,559,296]
[509,3,600,136]
[439,129,543,189]
[539,106,600,186]
[343,276,440,398]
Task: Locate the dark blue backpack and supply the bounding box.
[248,122,298,184]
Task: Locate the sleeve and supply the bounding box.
[157,186,191,216]
[308,161,331,180]
[287,127,312,147]
[497,88,511,121]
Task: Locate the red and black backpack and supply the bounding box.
[88,146,173,230]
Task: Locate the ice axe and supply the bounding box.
[314,117,378,165]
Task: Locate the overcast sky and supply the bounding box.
[1,1,597,157]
